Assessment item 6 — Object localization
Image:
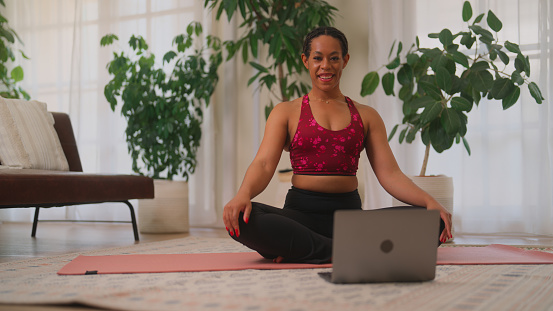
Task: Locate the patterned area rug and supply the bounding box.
[1,236,553,311]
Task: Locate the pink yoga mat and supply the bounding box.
[57,244,553,275]
[437,244,553,265]
[58,252,326,275]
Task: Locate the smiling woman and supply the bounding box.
[223,26,451,264]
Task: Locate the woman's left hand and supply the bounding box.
[427,201,453,243]
[359,103,453,243]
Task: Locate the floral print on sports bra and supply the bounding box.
[289,95,365,176]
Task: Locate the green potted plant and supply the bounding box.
[100,22,223,233]
[204,0,337,117]
[360,1,543,224]
[0,0,30,99]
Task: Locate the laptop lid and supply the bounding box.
[329,208,440,283]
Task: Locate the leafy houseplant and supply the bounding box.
[204,0,337,117]
[361,1,543,176]
[101,22,223,181]
[0,0,29,99]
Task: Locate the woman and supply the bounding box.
[223,26,452,264]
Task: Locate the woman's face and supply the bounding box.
[302,35,350,92]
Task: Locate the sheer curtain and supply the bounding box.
[0,0,218,226]
[366,0,553,236]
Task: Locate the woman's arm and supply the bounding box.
[360,105,453,241]
[223,102,291,237]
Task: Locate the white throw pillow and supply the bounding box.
[0,96,69,171]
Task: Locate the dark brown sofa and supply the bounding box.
[0,112,154,240]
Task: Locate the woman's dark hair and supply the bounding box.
[302,26,348,58]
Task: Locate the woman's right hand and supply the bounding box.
[222,100,293,238]
[223,193,252,238]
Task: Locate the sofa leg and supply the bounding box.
[32,207,40,237]
[123,201,140,241]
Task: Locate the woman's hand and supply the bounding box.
[223,193,252,238]
[222,101,293,238]
[358,104,453,243]
[426,201,453,243]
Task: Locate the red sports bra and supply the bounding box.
[289,95,365,176]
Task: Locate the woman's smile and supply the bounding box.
[318,73,334,82]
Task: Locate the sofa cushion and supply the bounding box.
[0,97,69,171]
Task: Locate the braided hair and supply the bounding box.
[302,26,349,58]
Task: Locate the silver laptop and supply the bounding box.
[324,208,440,283]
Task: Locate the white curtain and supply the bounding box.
[0,0,219,226]
[366,0,553,236]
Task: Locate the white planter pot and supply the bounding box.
[138,179,189,233]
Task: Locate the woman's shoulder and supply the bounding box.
[276,96,303,109]
[270,97,303,117]
[347,98,388,136]
[348,98,380,119]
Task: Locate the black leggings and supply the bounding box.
[230,187,445,264]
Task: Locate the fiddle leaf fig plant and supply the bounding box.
[361,1,544,176]
[204,0,337,117]
[0,0,30,99]
[101,22,223,180]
